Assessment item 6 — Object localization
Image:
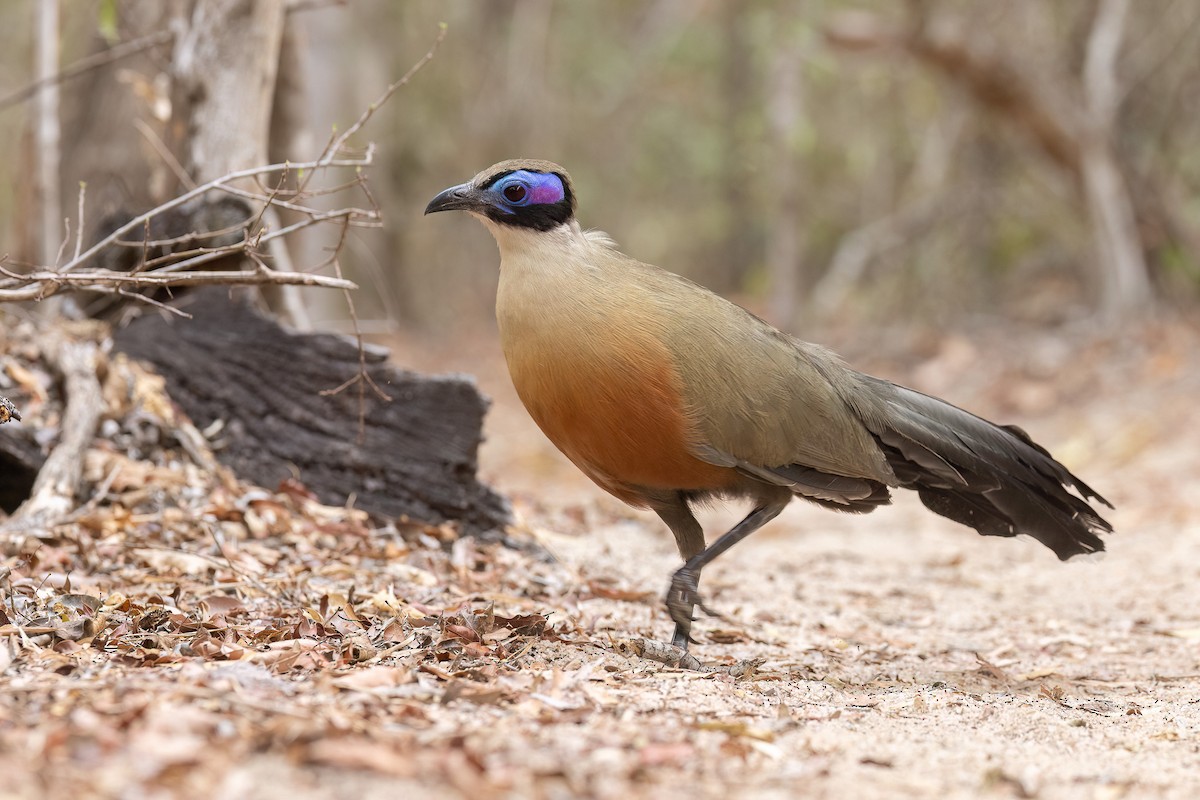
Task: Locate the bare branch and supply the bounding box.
[35,154,374,280]
[134,118,196,191]
[0,263,355,299]
[216,182,380,221]
[286,0,350,13]
[250,165,291,235]
[2,145,378,306]
[66,282,194,317]
[114,220,250,250]
[318,24,447,167]
[0,30,174,112]
[316,213,392,442]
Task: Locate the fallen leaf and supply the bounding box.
[696,720,776,742]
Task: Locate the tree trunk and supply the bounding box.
[717,1,755,292]
[765,42,804,329]
[168,0,285,182]
[35,0,61,269]
[1082,0,1155,318]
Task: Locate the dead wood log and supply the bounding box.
[112,289,511,536]
[0,418,41,515]
[2,334,104,534]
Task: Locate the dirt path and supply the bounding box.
[3,323,1197,799]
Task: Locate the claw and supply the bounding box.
[670,625,693,650]
[666,567,712,649]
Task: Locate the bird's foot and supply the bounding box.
[666,567,718,648]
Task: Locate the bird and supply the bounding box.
[425,159,1114,652]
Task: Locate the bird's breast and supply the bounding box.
[496,278,735,504]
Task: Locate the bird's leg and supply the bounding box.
[666,566,708,649]
[666,497,789,649]
[653,496,708,650]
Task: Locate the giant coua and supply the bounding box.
[426,159,1113,651]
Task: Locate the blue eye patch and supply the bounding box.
[492,170,566,209]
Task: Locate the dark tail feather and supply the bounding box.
[914,485,1016,540]
[862,380,1113,559]
[999,423,1112,508]
[986,484,1107,559]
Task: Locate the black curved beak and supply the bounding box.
[424,182,484,215]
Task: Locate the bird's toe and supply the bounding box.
[667,567,712,645]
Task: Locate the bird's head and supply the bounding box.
[424,159,575,232]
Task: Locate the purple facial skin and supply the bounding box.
[498,170,564,206]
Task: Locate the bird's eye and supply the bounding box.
[503,183,527,203]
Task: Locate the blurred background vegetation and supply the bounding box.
[2,0,1198,339]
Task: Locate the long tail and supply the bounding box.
[862,378,1113,560]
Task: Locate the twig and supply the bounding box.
[317,217,392,441]
[0,397,20,424]
[52,278,191,317]
[292,29,454,431]
[216,182,379,221]
[53,217,70,269]
[72,182,86,261]
[80,463,122,512]
[134,118,196,191]
[286,0,350,13]
[0,30,173,112]
[612,636,764,677]
[127,540,287,604]
[113,287,192,318]
[250,164,291,235]
[139,218,150,275]
[259,206,313,330]
[310,24,446,177]
[114,219,250,249]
